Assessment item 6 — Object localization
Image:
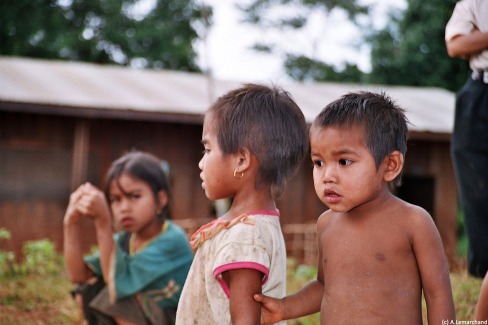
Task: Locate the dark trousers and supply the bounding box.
[451,75,488,278]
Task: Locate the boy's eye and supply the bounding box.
[339,159,352,166]
[202,148,210,154]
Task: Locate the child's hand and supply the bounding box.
[76,183,110,221]
[254,293,285,324]
[64,183,110,224]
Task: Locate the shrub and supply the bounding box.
[0,231,64,277]
[21,239,64,276]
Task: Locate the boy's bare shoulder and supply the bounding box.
[394,198,428,215]
[393,198,438,234]
[397,198,431,220]
[317,209,335,231]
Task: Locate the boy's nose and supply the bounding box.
[322,167,336,183]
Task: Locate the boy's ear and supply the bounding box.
[234,147,252,173]
[157,190,169,208]
[383,150,404,182]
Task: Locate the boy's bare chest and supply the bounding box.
[320,220,418,280]
[318,221,423,323]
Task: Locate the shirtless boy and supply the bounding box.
[255,91,455,324]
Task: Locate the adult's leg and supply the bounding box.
[451,77,488,278]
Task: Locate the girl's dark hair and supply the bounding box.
[104,151,171,220]
[312,91,409,187]
[208,83,309,198]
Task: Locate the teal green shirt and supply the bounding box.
[84,221,193,309]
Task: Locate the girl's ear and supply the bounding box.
[157,190,169,209]
[234,147,252,173]
[383,150,404,182]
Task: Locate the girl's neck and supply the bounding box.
[134,219,164,241]
[221,187,276,221]
[130,219,165,253]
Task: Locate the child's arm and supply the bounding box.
[475,273,488,321]
[64,185,92,283]
[78,183,114,283]
[254,279,323,324]
[412,209,455,323]
[223,268,263,325]
[63,183,114,283]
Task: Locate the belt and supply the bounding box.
[471,70,488,83]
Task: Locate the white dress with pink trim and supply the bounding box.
[176,210,287,325]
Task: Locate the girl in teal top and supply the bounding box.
[64,151,193,325]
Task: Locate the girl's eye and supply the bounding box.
[312,160,324,168]
[202,148,209,154]
[339,159,352,166]
[130,194,141,200]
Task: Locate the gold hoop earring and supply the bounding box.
[233,169,244,179]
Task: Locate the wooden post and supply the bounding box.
[71,119,90,190]
[432,144,458,270]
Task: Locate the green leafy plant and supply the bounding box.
[0,228,10,239]
[0,228,16,276]
[21,239,63,276]
[0,232,64,277]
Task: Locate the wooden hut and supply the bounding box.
[0,57,457,266]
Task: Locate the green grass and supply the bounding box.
[0,273,82,324]
[450,272,482,319]
[0,235,84,324]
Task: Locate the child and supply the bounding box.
[475,272,488,321]
[64,151,193,325]
[255,91,456,324]
[175,83,309,324]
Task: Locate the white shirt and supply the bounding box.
[445,0,488,70]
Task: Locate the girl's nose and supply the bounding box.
[120,197,130,211]
[198,157,204,170]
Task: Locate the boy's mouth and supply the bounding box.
[323,190,341,204]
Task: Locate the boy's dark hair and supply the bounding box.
[104,151,171,220]
[312,91,409,187]
[208,83,309,198]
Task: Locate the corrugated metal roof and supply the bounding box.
[0,56,455,134]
